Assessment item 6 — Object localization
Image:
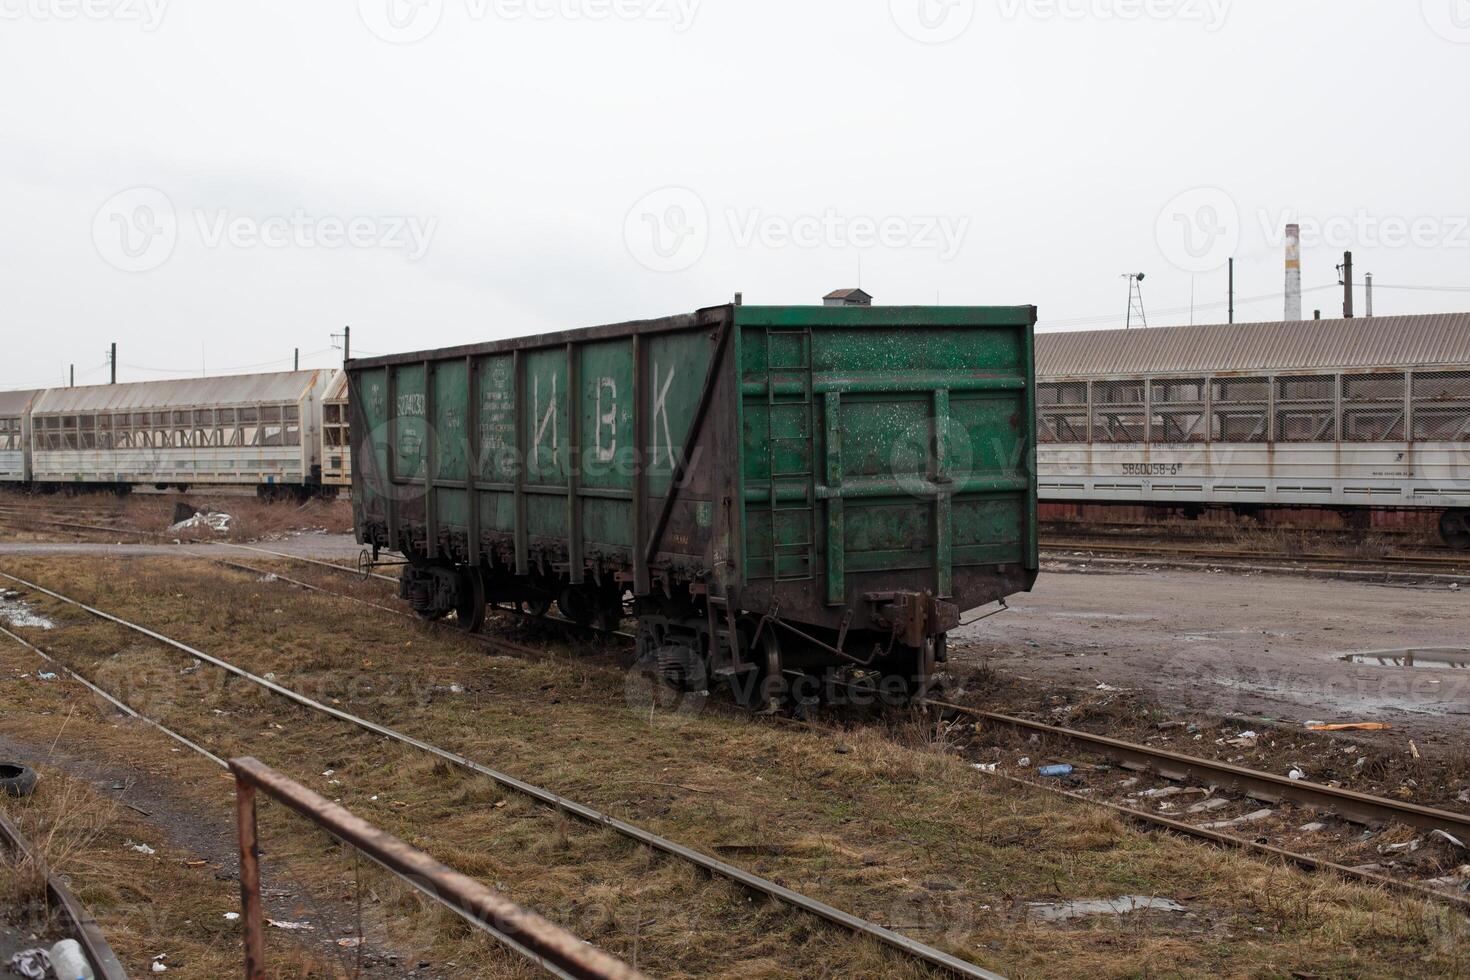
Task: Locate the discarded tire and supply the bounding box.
[0,763,38,798]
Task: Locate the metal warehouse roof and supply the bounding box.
[324,369,349,402]
[0,390,39,417]
[30,371,325,415]
[1038,313,1470,378]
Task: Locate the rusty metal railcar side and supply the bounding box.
[351,304,1038,702]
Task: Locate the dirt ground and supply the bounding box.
[3,554,1466,977]
[954,560,1470,747]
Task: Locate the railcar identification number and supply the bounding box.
[1122,463,1182,476]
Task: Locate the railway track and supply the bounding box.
[1042,537,1470,581]
[6,512,1470,914]
[0,808,129,980]
[206,545,1470,912]
[0,568,1005,980]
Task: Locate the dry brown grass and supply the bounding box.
[0,554,1466,977]
[0,489,354,543]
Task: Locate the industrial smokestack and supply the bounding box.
[1284,223,1303,321]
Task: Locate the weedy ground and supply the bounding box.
[0,490,353,543]
[0,554,1466,978]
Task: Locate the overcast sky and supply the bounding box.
[1,0,1466,389]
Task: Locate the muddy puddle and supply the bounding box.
[1340,648,1470,670]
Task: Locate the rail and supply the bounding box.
[0,812,129,980]
[0,569,1008,980]
[229,757,644,980]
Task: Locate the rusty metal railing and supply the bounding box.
[228,757,646,980]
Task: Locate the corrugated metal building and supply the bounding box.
[1038,313,1470,378]
[0,389,40,482]
[29,371,326,415]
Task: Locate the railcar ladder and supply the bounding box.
[765,328,816,582]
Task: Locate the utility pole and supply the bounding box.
[294,348,300,371]
[1122,273,1147,329]
[69,365,74,388]
[331,327,352,365]
[1337,251,1355,319]
[1365,273,1374,318]
[1228,258,1235,324]
[109,343,117,384]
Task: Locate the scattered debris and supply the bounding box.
[1038,765,1074,779]
[972,763,999,774]
[1199,809,1274,831]
[7,949,51,980]
[267,919,315,931]
[1135,787,1206,799]
[224,912,240,922]
[1300,822,1328,833]
[1288,767,1308,781]
[1016,757,1032,768]
[1095,683,1122,692]
[1306,722,1393,733]
[0,590,56,630]
[337,938,363,949]
[130,842,157,856]
[36,671,59,681]
[1432,830,1468,851]
[49,941,93,980]
[0,763,39,798]
[1027,896,1187,922]
[170,510,232,533]
[1186,798,1231,814]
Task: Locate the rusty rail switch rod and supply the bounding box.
[229,758,644,980]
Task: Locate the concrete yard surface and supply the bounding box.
[956,563,1470,745]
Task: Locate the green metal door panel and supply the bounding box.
[476,356,516,484]
[581,498,630,553]
[438,488,469,529]
[356,366,391,517]
[522,348,568,488]
[642,332,713,500]
[391,364,427,486]
[952,498,1023,556]
[578,341,634,494]
[432,360,469,483]
[840,398,930,480]
[951,395,1026,477]
[735,307,1038,604]
[480,491,515,533]
[526,494,566,541]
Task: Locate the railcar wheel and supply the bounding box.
[456,568,487,633]
[725,623,784,713]
[1442,510,1470,550]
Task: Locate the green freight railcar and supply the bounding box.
[350,303,1038,707]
